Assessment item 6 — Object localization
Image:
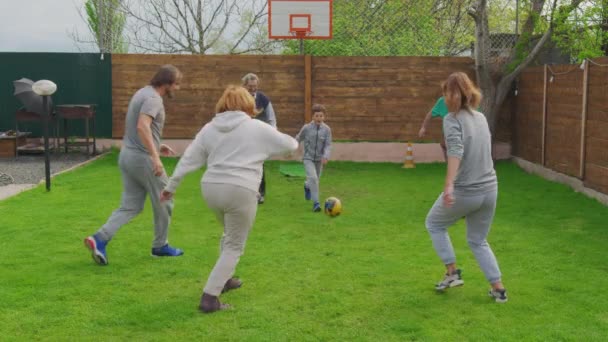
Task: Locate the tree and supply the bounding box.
[282,0,478,56]
[552,0,608,61]
[120,0,277,54]
[72,0,128,53]
[469,0,585,133]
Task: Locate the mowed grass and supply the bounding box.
[1,151,607,341]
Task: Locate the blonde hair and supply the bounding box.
[215,85,256,116]
[442,72,482,114]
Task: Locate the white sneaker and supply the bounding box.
[435,269,464,291]
[488,288,508,303]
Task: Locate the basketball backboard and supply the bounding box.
[269,0,333,39]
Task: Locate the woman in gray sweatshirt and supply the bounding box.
[160,86,298,313]
[424,72,507,303]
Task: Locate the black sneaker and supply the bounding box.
[488,288,508,303]
[435,269,464,291]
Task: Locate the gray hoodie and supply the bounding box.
[443,109,497,194]
[165,111,298,193]
[296,122,332,161]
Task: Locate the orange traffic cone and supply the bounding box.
[403,142,416,169]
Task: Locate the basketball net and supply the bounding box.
[289,28,312,39]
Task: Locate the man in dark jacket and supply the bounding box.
[242,73,277,204]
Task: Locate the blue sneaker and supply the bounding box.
[313,202,321,212]
[304,186,311,201]
[84,234,108,266]
[151,244,184,257]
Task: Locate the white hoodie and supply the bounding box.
[164,110,298,194]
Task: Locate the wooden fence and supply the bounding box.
[513,57,608,194]
[111,55,513,142]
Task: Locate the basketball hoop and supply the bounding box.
[289,28,312,39]
[268,0,332,40]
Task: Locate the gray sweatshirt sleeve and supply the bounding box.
[260,123,298,156]
[443,114,464,159]
[295,124,306,142]
[323,126,332,160]
[164,129,208,193]
[266,102,277,128]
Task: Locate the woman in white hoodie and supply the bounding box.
[160,85,298,313]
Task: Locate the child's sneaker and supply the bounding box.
[312,202,321,212]
[304,186,311,201]
[151,244,184,257]
[488,288,508,303]
[435,269,464,291]
[84,234,108,266]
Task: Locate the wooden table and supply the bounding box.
[0,132,31,158]
[55,104,97,156]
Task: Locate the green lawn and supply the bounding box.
[1,152,607,341]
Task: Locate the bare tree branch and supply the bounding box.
[229,2,267,53]
[121,0,269,54]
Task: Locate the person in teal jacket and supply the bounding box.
[418,96,449,160]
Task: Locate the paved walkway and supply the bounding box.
[0,140,511,201]
[96,139,511,163]
[0,184,37,201]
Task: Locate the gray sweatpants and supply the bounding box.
[202,183,258,296]
[425,190,502,284]
[303,159,323,203]
[96,149,173,248]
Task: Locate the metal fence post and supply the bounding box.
[304,54,312,123]
[542,64,548,166]
[579,60,589,179]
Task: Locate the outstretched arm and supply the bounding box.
[322,127,332,164]
[418,110,433,138]
[162,129,208,198]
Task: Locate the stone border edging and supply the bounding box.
[0,152,111,201]
[512,157,608,206]
[37,152,110,185]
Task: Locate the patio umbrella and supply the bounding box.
[13,78,53,115]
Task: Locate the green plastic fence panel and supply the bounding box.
[0,53,112,137]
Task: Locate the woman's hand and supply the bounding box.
[160,190,174,202]
[443,184,455,208]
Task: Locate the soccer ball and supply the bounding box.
[324,197,342,217]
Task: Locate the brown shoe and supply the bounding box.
[199,293,230,313]
[222,278,242,293]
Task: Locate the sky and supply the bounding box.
[0,0,93,52]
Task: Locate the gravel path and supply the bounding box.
[0,154,91,185]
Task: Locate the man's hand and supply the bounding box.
[152,156,164,176]
[418,127,426,138]
[322,158,328,165]
[160,190,174,202]
[160,144,176,157]
[443,184,455,208]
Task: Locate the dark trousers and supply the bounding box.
[259,163,266,196]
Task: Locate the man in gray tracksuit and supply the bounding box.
[84,65,184,266]
[295,104,332,212]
